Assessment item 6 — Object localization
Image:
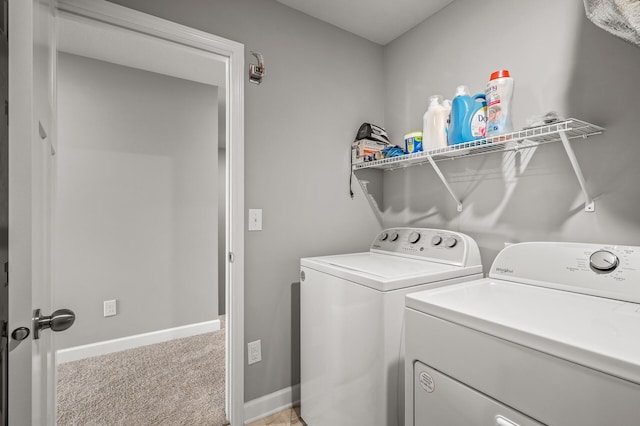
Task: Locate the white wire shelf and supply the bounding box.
[352,118,604,213]
[352,118,604,171]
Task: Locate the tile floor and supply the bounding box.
[247,406,306,426]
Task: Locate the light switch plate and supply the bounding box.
[248,209,262,231]
[248,339,262,364]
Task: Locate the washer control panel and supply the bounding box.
[371,228,476,265]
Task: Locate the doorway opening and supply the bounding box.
[52,1,245,424]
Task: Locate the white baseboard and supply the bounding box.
[244,384,300,425]
[56,319,221,364]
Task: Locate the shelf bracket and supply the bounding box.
[558,130,594,212]
[426,155,463,212]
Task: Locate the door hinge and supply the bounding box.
[2,0,7,40]
[228,252,235,263]
[3,261,7,287]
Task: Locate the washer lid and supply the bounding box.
[301,252,481,292]
[406,278,640,385]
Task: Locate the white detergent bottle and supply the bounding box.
[485,69,514,137]
[422,95,449,151]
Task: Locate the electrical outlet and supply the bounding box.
[248,209,262,231]
[103,300,117,317]
[248,339,262,365]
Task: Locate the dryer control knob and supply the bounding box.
[408,231,421,244]
[590,250,619,272]
[379,232,388,241]
[431,236,442,246]
[445,237,458,248]
[390,232,399,242]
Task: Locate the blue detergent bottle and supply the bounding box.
[447,85,487,145]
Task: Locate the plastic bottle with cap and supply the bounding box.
[485,70,514,137]
[422,95,449,151]
[447,85,487,145]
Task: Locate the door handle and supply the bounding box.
[32,308,76,340]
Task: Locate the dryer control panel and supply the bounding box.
[370,228,481,267]
[491,242,640,304]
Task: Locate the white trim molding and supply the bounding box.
[55,1,245,423]
[243,385,301,425]
[56,320,221,364]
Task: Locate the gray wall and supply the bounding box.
[107,0,385,401]
[105,0,640,407]
[55,53,219,349]
[382,0,640,271]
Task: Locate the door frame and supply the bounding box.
[56,0,245,424]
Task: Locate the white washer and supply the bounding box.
[300,227,482,426]
[405,242,640,426]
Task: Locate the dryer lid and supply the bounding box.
[406,278,640,385]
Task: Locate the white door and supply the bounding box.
[7,0,62,424]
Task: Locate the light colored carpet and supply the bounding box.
[57,324,226,425]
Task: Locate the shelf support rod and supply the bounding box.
[558,130,595,212]
[426,155,463,212]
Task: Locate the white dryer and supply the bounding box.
[405,242,640,426]
[300,228,482,426]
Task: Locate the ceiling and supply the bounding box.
[276,0,455,45]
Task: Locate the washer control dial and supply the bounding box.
[431,236,442,246]
[408,231,421,244]
[390,232,399,242]
[590,250,619,272]
[379,232,388,241]
[445,237,458,248]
